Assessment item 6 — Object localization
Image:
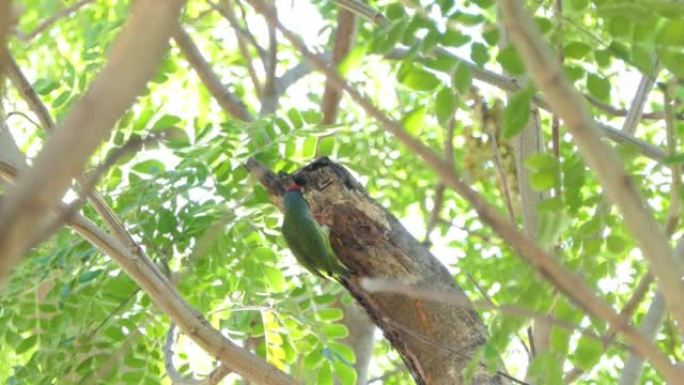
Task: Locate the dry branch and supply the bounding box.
[244,1,684,382]
[245,157,505,385]
[320,9,356,125]
[172,26,253,122]
[497,0,684,336]
[0,0,185,285]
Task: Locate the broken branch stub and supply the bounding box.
[245,157,507,385]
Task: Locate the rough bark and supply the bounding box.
[246,157,507,385]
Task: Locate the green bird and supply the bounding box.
[282,183,346,279]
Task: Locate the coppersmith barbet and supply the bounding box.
[282,183,346,279]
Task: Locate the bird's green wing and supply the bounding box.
[282,218,325,278]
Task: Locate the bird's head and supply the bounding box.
[286,183,303,192]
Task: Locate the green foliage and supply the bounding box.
[1,0,679,384]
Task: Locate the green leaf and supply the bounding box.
[470,42,489,66]
[594,49,611,67]
[537,210,569,247]
[632,43,656,75]
[563,64,585,82]
[570,0,589,11]
[287,109,303,128]
[496,45,525,75]
[435,88,457,125]
[572,336,603,371]
[321,324,349,339]
[78,269,104,285]
[304,349,325,369]
[501,87,533,138]
[151,114,181,130]
[526,154,559,190]
[608,16,632,38]
[158,209,177,234]
[442,29,470,47]
[333,359,357,385]
[657,46,684,77]
[402,107,426,136]
[564,41,592,59]
[52,90,71,108]
[317,363,334,385]
[317,308,344,321]
[317,136,335,157]
[400,66,441,91]
[658,19,684,46]
[586,73,611,101]
[15,335,38,354]
[264,266,286,292]
[664,152,684,164]
[329,341,356,363]
[452,62,472,93]
[606,234,627,254]
[132,159,165,175]
[33,78,59,95]
[302,136,317,158]
[339,45,367,76]
[482,26,500,46]
[528,352,562,384]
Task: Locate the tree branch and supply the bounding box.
[259,0,279,115]
[17,0,96,42]
[244,1,684,381]
[5,52,55,130]
[498,0,684,336]
[621,69,658,135]
[0,165,297,385]
[164,323,232,385]
[361,278,626,349]
[388,46,669,162]
[320,9,356,125]
[211,0,263,99]
[172,26,253,122]
[0,0,186,285]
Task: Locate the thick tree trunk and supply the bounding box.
[246,157,508,385]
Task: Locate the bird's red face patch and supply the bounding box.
[286,183,302,192]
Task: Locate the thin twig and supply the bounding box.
[424,117,456,243]
[18,0,96,42]
[485,103,516,222]
[165,323,231,385]
[28,135,160,248]
[563,273,654,383]
[5,52,55,130]
[664,80,681,236]
[235,0,268,68]
[245,2,683,381]
[621,68,658,136]
[211,0,262,98]
[259,0,278,114]
[172,26,253,121]
[330,0,387,24]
